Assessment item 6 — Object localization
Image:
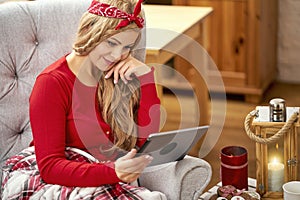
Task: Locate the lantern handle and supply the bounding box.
[244,110,298,144]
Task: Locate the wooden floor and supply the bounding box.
[160,81,300,191]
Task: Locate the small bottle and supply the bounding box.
[269,98,286,122]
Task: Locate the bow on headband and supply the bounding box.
[88,0,144,30]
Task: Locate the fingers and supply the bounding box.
[122,171,146,183]
[114,60,130,84]
[115,160,150,183]
[104,60,128,84]
[122,155,152,173]
[104,55,150,84]
[118,172,140,183]
[124,67,135,81]
[104,68,114,80]
[118,149,136,161]
[115,150,153,183]
[117,151,152,172]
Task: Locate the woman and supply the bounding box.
[1,0,164,199]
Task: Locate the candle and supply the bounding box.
[220,146,248,190]
[268,158,284,192]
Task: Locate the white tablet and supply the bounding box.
[137,125,209,166]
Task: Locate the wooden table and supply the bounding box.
[143,5,213,127]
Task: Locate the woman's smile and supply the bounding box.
[103,56,112,65]
[103,57,117,70]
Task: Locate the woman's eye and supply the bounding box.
[107,40,116,47]
[124,45,133,51]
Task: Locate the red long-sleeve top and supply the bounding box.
[29,56,160,187]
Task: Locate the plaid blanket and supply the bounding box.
[1,147,166,200]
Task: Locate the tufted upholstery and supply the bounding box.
[0,0,91,184]
[0,0,211,199]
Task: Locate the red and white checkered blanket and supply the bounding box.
[1,147,165,200]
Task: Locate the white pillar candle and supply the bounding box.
[268,159,284,192]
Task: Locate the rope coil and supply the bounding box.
[244,110,299,144]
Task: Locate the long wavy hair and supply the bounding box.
[73,0,143,153]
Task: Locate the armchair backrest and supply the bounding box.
[0,0,90,186]
[0,0,146,187]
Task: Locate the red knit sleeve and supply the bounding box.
[29,74,120,187]
[136,67,161,147]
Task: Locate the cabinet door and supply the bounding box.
[176,0,248,87]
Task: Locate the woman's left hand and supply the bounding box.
[105,55,151,84]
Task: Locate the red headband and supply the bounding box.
[88,0,144,30]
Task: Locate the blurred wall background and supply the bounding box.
[277,0,300,83]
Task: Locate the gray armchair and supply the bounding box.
[0,0,212,199]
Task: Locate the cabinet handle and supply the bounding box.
[234,37,245,54]
[239,37,244,45]
[235,44,240,54]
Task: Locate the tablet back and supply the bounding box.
[138,125,209,166]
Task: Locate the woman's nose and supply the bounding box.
[110,47,123,60]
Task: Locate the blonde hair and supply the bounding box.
[73,0,144,153]
[73,0,142,55]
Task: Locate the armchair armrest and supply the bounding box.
[139,155,212,200]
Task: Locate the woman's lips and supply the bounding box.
[103,57,114,67]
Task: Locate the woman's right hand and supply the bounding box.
[114,149,153,183]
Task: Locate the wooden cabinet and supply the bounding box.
[173,0,278,103]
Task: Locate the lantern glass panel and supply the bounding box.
[297,127,300,178]
[267,138,284,192]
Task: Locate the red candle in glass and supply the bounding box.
[221,146,248,190]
